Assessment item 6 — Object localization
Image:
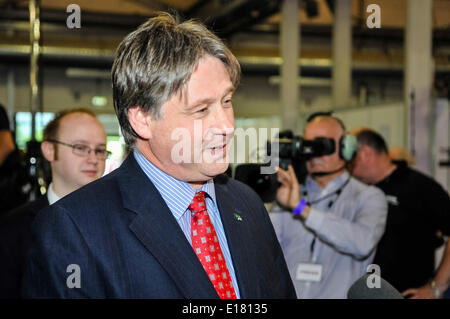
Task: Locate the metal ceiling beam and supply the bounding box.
[0,6,151,29]
[245,24,450,46]
[325,0,334,14]
[186,0,282,38]
[127,0,173,12]
[2,43,449,75]
[184,0,213,17]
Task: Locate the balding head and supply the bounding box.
[305,116,346,139]
[41,110,107,198]
[304,115,347,185]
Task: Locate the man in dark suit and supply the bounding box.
[22,13,296,299]
[0,108,108,298]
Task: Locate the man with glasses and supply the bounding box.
[0,108,108,298]
[41,109,110,201]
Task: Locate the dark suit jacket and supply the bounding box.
[0,196,49,298]
[22,154,296,298]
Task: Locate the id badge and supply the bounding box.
[296,263,323,282]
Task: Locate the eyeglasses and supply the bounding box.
[47,139,111,160]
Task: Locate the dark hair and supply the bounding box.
[355,129,389,155]
[43,108,96,142]
[111,12,241,146]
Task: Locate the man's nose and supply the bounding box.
[87,149,99,164]
[213,106,234,133]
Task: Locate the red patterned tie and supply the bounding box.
[189,191,237,299]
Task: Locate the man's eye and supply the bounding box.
[197,107,208,113]
[74,145,89,152]
[95,149,107,155]
[223,97,233,106]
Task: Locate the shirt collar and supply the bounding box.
[133,149,217,221]
[46,183,61,205]
[305,170,350,194]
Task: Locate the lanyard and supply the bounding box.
[302,177,351,208]
[303,177,351,262]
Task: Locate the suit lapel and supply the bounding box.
[214,176,259,298]
[117,155,218,298]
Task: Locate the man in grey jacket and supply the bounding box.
[270,114,387,298]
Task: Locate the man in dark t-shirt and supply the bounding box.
[350,128,450,298]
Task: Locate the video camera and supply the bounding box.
[234,130,337,202]
[268,132,336,170]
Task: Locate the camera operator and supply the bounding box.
[270,114,388,299]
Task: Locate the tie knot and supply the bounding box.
[189,191,207,216]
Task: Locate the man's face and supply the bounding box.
[49,113,107,194]
[304,118,346,175]
[142,55,235,187]
[350,145,373,184]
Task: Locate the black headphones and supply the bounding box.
[306,112,358,161]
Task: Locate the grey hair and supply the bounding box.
[111,12,241,146]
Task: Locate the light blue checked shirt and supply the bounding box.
[133,149,240,298]
[270,171,387,299]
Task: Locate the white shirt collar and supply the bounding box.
[47,182,61,205]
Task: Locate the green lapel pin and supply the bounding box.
[234,213,242,221]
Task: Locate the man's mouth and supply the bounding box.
[207,144,227,161]
[208,144,226,156]
[82,170,98,177]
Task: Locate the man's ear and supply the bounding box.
[41,141,55,162]
[127,106,153,140]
